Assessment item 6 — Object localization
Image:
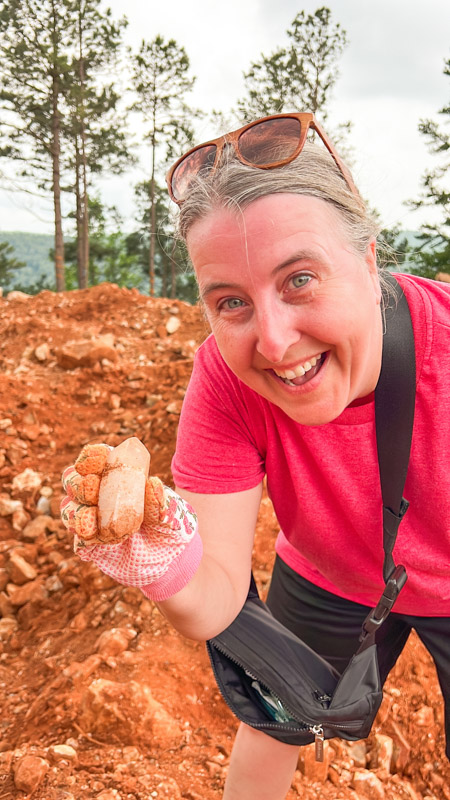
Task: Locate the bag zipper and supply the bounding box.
[310,724,325,761]
[208,641,366,761]
[209,642,310,733]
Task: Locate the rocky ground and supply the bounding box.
[0,283,449,800]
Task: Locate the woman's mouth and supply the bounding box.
[271,353,326,386]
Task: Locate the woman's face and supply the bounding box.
[187,193,383,425]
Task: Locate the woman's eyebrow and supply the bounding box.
[200,250,326,300]
[273,249,325,274]
[200,281,242,301]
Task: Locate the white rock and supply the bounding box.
[12,468,42,493]
[34,343,50,362]
[36,496,51,515]
[48,744,78,763]
[0,494,23,516]
[7,290,31,302]
[165,315,181,334]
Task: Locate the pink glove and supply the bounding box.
[61,444,202,602]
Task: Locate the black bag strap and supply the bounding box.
[376,274,416,580]
[248,275,416,643]
[359,273,415,643]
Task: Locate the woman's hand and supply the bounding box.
[61,441,263,639]
[60,441,202,601]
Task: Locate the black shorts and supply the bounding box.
[266,556,450,759]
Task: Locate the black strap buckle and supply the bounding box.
[359,565,408,641]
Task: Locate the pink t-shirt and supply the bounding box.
[172,274,450,616]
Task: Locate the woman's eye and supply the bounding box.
[222,297,245,310]
[290,274,311,289]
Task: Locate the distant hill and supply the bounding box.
[0,231,55,291]
[0,228,432,294]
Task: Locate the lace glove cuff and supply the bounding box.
[70,485,202,600]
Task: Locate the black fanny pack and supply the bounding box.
[206,275,415,759]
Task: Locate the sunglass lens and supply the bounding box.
[171,144,217,201]
[238,117,302,166]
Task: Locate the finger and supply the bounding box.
[74,534,97,557]
[75,443,111,476]
[60,495,77,532]
[60,495,100,542]
[143,476,166,528]
[62,465,101,505]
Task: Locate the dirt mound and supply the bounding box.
[0,284,448,799]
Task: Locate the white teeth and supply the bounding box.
[274,354,321,380]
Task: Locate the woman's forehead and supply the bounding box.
[187,194,348,266]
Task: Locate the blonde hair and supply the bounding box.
[177,141,380,259]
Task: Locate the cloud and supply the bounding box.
[257,0,450,104]
[2,0,449,233]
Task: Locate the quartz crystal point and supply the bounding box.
[98,437,150,542]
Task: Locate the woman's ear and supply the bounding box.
[365,238,382,304]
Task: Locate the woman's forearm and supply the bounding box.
[156,552,251,641]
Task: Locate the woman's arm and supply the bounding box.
[157,483,263,641]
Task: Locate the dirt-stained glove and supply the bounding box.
[60,441,202,602]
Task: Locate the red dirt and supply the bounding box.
[0,283,448,800]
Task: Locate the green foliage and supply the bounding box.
[129,34,201,294]
[64,196,144,290]
[0,240,26,286]
[0,232,54,291]
[0,0,72,180]
[377,227,413,271]
[407,239,450,280]
[63,0,132,288]
[63,2,131,179]
[130,35,199,163]
[127,180,195,301]
[0,0,132,291]
[407,56,450,279]
[0,0,75,289]
[287,7,348,119]
[237,6,348,123]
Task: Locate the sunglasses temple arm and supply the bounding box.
[313,123,360,198]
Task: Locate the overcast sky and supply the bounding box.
[1,0,449,235]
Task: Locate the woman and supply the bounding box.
[62,113,450,800]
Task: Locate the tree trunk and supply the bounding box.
[149,173,156,296]
[170,238,177,298]
[78,11,89,288]
[81,147,89,287]
[51,63,65,291]
[149,108,156,296]
[75,139,84,288]
[161,250,167,297]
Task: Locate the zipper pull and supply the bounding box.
[311,724,324,762]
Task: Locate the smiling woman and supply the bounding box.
[166,117,450,799]
[186,193,382,426]
[62,113,450,800]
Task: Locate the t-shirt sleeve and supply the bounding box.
[171,336,266,493]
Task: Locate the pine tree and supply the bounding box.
[0,241,26,287]
[0,0,131,291]
[408,57,450,279]
[287,7,348,119]
[64,0,131,289]
[64,196,142,290]
[129,35,199,296]
[0,0,73,290]
[128,179,194,300]
[237,6,348,125]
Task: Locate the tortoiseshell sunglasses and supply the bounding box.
[166,112,358,204]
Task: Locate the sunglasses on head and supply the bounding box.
[166,112,359,205]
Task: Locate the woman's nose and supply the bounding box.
[254,306,301,364]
